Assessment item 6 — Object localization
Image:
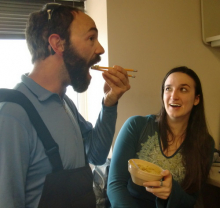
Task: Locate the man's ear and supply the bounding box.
[48,34,64,56]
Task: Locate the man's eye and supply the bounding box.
[89,36,95,41]
[181,88,187,92]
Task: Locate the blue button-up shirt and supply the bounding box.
[0,74,117,208]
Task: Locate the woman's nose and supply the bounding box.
[171,90,179,100]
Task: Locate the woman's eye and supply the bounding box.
[165,87,171,91]
[181,88,187,92]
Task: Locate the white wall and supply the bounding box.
[85,0,112,157]
[85,0,108,125]
[87,0,220,152]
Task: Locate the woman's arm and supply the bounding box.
[157,179,198,208]
[107,116,147,208]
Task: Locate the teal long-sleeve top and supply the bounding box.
[0,74,117,208]
[107,115,214,208]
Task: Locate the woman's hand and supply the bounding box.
[102,65,130,106]
[143,170,172,200]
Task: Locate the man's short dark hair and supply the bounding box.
[26,4,83,63]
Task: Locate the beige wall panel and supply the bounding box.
[106,0,220,150]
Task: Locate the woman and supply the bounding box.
[107,66,214,208]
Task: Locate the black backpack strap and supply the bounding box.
[0,88,63,172]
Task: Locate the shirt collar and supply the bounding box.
[21,74,61,102]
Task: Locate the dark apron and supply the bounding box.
[35,105,96,207]
[0,89,96,208]
[38,165,96,208]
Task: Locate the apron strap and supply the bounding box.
[0,88,63,172]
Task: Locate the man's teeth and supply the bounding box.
[170,104,181,107]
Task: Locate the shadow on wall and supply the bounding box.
[208,47,220,60]
[219,114,220,150]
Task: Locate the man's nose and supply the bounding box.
[95,41,105,55]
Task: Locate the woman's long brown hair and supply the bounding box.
[157,66,214,193]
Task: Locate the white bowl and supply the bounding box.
[128,159,163,186]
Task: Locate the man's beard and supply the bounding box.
[63,42,101,93]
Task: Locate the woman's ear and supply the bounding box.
[48,34,64,56]
[194,94,200,106]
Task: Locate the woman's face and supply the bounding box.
[163,72,200,122]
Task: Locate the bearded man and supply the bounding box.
[0,3,130,208]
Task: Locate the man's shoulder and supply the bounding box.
[0,101,30,123]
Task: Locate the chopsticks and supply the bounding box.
[91,65,137,78]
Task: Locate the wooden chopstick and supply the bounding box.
[98,66,137,72]
[91,65,137,78]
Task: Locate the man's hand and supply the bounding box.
[102,65,130,106]
[143,170,172,200]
